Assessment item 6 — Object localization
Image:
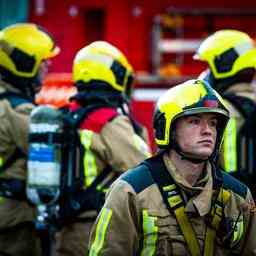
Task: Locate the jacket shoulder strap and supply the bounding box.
[67,105,118,130]
[221,170,248,199]
[121,162,155,194]
[78,107,118,133]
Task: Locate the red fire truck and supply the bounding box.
[29,0,256,151]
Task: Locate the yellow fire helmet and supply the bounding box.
[0,23,60,78]
[194,30,256,79]
[72,41,134,96]
[154,79,230,154]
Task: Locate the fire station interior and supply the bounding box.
[1,0,256,151]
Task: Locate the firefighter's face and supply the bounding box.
[175,113,217,159]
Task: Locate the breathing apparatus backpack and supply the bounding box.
[223,92,256,197]
[27,104,118,227]
[27,106,74,229]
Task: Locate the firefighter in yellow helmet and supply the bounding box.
[89,79,256,255]
[194,29,256,198]
[0,23,59,255]
[55,41,151,256]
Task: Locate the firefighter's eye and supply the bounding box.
[209,119,217,128]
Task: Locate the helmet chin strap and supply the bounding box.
[172,140,209,164]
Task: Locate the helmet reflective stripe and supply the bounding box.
[0,37,37,73]
[141,210,158,256]
[72,41,134,94]
[154,79,230,151]
[235,41,254,55]
[214,41,255,74]
[74,52,130,88]
[0,23,59,78]
[80,130,97,186]
[74,52,113,67]
[194,29,256,79]
[89,207,113,256]
[223,118,237,172]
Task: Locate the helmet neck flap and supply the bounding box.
[71,80,125,109]
[0,65,40,100]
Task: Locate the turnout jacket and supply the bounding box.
[89,152,256,256]
[55,101,151,255]
[0,80,36,229]
[69,102,151,190]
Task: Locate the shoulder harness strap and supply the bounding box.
[144,155,201,256]
[63,105,119,190]
[221,170,247,199]
[204,187,231,256]
[67,104,118,130]
[0,148,25,173]
[144,156,232,256]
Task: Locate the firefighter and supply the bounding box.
[55,41,151,256]
[89,79,256,255]
[194,29,256,196]
[0,23,59,255]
